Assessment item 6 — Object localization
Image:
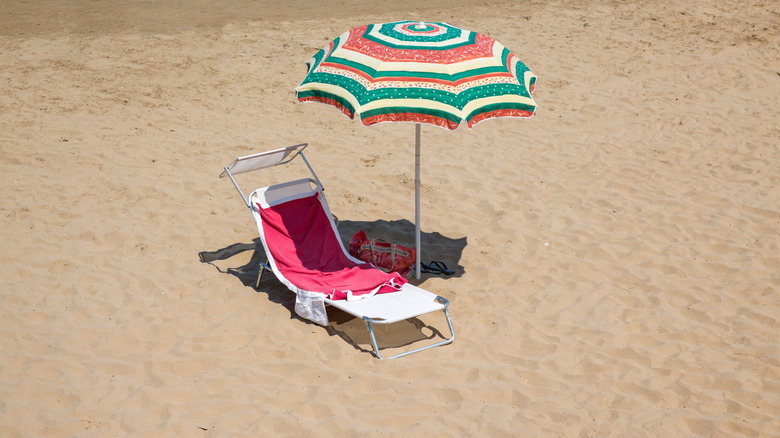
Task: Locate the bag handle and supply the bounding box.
[369,240,396,273]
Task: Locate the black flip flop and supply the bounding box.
[420,260,455,275]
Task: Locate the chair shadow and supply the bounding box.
[197,239,297,312]
[197,219,465,355]
[324,306,451,356]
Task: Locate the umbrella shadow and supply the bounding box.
[335,218,467,280]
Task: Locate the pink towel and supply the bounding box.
[258,193,406,300]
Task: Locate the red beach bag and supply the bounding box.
[348,230,416,278]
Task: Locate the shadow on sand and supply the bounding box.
[336,218,467,279]
[198,219,465,355]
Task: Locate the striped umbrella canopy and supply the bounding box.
[295,20,537,277]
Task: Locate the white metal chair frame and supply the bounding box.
[220,144,454,359]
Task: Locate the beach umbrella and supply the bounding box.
[295,20,537,279]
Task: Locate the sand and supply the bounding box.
[1,0,778,436]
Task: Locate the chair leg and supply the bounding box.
[363,307,455,360]
[256,262,271,289]
[364,319,384,360]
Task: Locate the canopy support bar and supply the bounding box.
[224,166,250,208]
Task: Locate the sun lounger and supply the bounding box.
[220,144,454,359]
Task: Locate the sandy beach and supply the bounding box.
[1,0,778,436]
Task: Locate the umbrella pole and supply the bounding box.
[415,123,422,279]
